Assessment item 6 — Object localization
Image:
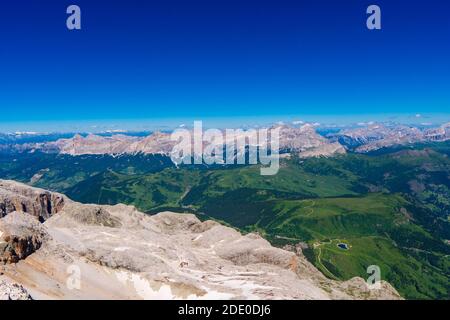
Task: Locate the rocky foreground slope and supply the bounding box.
[0,180,401,300]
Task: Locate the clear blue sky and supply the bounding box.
[0,0,449,124]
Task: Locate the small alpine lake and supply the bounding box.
[337,243,349,250]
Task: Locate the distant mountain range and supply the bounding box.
[328,123,450,152]
[1,122,449,158]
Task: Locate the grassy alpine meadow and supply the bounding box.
[255,195,449,299]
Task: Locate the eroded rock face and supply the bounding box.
[0,180,66,221]
[62,203,122,228]
[0,180,402,300]
[0,212,47,264]
[424,122,450,142]
[268,124,346,157]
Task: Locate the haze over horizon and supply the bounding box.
[0,113,448,134]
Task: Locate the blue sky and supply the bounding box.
[0,0,449,127]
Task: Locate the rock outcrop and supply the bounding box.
[278,124,346,157]
[0,180,401,300]
[0,279,32,300]
[0,180,66,221]
[0,212,48,264]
